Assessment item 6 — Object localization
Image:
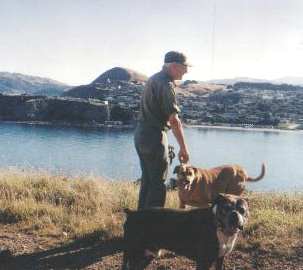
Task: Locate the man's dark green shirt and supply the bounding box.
[138,69,181,131]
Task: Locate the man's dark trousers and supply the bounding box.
[134,123,168,209]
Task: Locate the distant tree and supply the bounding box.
[110,105,134,123]
[257,102,271,112]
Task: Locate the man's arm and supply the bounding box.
[169,113,189,163]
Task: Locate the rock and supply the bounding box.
[0,95,110,124]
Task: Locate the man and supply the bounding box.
[134,51,190,209]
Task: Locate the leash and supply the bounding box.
[168,145,176,165]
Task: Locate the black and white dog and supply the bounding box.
[122,193,249,270]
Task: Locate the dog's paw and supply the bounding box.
[157,249,175,259]
[157,249,165,258]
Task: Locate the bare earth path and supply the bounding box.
[1,225,302,270]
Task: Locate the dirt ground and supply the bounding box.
[1,224,303,270]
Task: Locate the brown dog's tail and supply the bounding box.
[247,163,266,182]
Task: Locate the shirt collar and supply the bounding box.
[161,67,176,86]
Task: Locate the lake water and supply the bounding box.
[0,122,302,192]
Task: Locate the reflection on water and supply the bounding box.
[0,122,302,192]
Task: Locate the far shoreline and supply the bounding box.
[0,120,302,133]
[185,123,303,133]
[0,120,134,130]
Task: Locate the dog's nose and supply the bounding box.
[229,211,243,227]
[230,211,238,220]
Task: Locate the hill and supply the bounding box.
[207,76,303,87]
[63,68,222,100]
[63,67,146,100]
[92,67,147,84]
[207,77,271,85]
[273,76,303,86]
[0,72,71,96]
[233,81,303,91]
[177,80,224,96]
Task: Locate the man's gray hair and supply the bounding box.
[164,63,174,68]
[163,63,174,70]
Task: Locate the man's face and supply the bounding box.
[171,63,188,80]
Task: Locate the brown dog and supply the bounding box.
[174,163,265,208]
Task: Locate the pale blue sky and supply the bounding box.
[0,0,302,85]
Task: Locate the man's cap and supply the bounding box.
[164,51,192,66]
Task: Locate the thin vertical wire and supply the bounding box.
[211,0,217,79]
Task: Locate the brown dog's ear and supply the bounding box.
[173,165,181,174]
[211,193,225,215]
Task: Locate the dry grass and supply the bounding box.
[0,169,137,239]
[240,192,303,252]
[0,169,302,254]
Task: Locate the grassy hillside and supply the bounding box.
[0,169,302,254]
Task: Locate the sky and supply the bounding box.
[0,0,302,86]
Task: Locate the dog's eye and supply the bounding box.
[237,207,246,215]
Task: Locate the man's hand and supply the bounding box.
[178,146,189,163]
[169,113,190,164]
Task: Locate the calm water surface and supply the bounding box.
[0,122,302,192]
